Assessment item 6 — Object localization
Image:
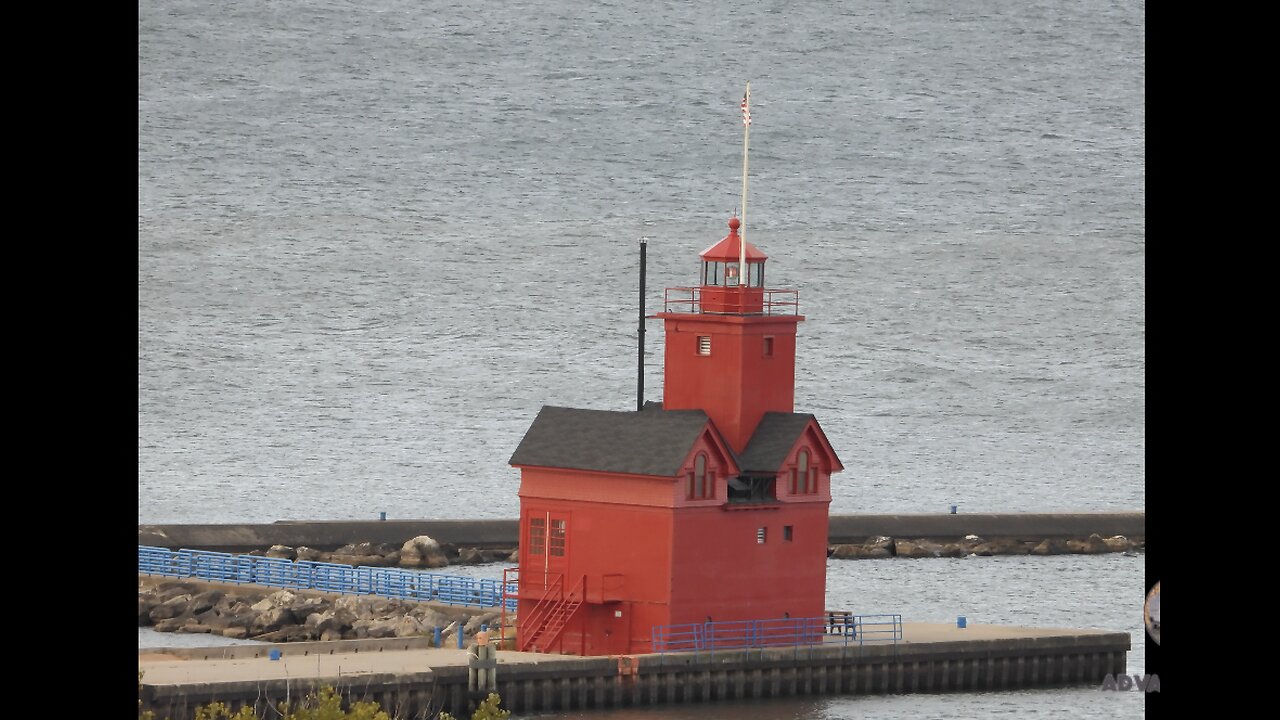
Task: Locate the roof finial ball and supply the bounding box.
[728,216,740,232]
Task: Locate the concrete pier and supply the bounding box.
[138,513,1144,554]
[139,623,1129,719]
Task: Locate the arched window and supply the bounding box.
[691,450,711,497]
[797,450,810,494]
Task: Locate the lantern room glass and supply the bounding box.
[702,261,764,287]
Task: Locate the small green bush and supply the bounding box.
[439,692,510,720]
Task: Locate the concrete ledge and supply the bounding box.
[138,519,520,553]
[141,670,436,709]
[827,513,1144,542]
[139,513,1143,553]
[139,627,1132,719]
[139,636,442,661]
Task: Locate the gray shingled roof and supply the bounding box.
[510,405,835,478]
[736,411,821,474]
[508,405,713,477]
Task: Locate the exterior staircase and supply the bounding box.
[519,574,585,653]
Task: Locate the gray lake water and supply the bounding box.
[139,0,1146,716]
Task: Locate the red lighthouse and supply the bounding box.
[508,217,843,656]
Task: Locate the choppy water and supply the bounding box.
[138,0,1146,716]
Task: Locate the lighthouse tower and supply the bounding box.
[507,215,843,656]
[656,215,804,455]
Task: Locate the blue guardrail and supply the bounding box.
[138,545,516,610]
[651,613,903,653]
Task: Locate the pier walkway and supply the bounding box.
[139,622,1129,719]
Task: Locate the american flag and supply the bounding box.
[741,92,751,126]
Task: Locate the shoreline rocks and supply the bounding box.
[140,533,1143,644]
[246,536,518,569]
[139,578,502,645]
[245,532,1144,569]
[827,533,1142,559]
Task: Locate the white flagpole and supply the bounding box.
[739,82,751,285]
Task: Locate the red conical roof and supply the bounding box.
[698,217,768,262]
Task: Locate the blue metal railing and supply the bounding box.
[138,545,517,610]
[651,613,903,654]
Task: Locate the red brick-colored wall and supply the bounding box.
[659,313,803,453]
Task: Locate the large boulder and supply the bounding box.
[178,621,216,635]
[192,607,245,633]
[139,596,157,625]
[894,540,946,558]
[1031,538,1069,555]
[392,615,429,638]
[251,590,298,613]
[304,609,354,638]
[295,546,325,562]
[327,541,393,567]
[334,596,374,622]
[353,618,401,639]
[151,582,201,602]
[1065,534,1110,554]
[149,596,192,622]
[411,606,454,630]
[399,536,450,569]
[366,598,411,617]
[214,595,258,619]
[250,606,297,635]
[456,547,487,565]
[187,590,224,616]
[252,625,313,643]
[829,535,895,560]
[866,536,895,552]
[971,538,1031,556]
[287,596,331,618]
[828,543,893,559]
[265,545,296,560]
[464,611,503,634]
[827,543,860,559]
[1103,535,1134,552]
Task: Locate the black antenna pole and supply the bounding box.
[638,236,648,411]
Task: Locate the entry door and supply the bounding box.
[526,510,570,587]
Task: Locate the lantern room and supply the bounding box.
[697,216,768,314]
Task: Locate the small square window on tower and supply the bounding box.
[697,336,711,356]
[784,525,793,542]
[763,336,774,357]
